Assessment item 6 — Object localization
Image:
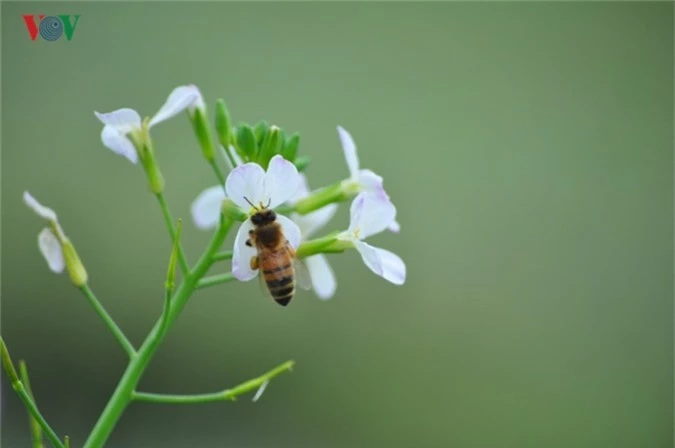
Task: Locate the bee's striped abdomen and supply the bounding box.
[262,262,295,306]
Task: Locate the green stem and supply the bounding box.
[82,219,232,448]
[155,193,189,275]
[209,160,227,187]
[19,361,44,448]
[80,285,136,358]
[1,339,64,448]
[196,273,236,289]
[132,360,294,404]
[212,250,233,261]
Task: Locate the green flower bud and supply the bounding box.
[221,199,248,222]
[253,120,270,147]
[62,241,88,286]
[236,124,258,159]
[215,99,232,150]
[165,219,182,292]
[294,156,310,172]
[191,108,215,162]
[281,133,300,162]
[0,337,19,386]
[259,125,282,168]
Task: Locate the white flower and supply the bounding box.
[289,175,338,300]
[227,155,303,281]
[23,191,65,274]
[338,192,406,285]
[337,126,400,233]
[94,85,204,164]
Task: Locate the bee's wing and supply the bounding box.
[293,257,312,291]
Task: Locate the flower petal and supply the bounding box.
[263,155,302,209]
[231,220,259,281]
[375,246,406,285]
[100,125,138,164]
[149,85,201,127]
[190,186,226,230]
[358,169,384,194]
[349,192,396,240]
[94,108,141,133]
[225,162,266,210]
[38,227,65,273]
[337,126,360,180]
[23,191,57,221]
[252,379,270,402]
[388,219,401,233]
[276,215,302,249]
[305,254,337,299]
[292,203,338,240]
[288,173,311,204]
[353,241,406,285]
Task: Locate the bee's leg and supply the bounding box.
[250,256,259,270]
[245,239,252,247]
[246,230,254,247]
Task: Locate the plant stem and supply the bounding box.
[196,272,235,289]
[209,160,227,187]
[212,250,233,261]
[80,285,136,358]
[19,360,44,448]
[1,339,64,448]
[132,360,294,404]
[155,193,189,275]
[81,219,232,448]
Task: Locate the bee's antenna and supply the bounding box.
[244,196,257,210]
[266,197,272,208]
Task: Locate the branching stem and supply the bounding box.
[156,193,189,275]
[80,285,136,358]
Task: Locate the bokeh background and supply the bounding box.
[2,2,673,447]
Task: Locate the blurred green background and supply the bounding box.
[1,2,673,447]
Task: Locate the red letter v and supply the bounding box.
[22,15,44,41]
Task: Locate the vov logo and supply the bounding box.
[22,15,80,41]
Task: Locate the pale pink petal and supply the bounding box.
[100,125,138,164]
[263,155,302,209]
[388,219,401,233]
[231,220,259,282]
[94,108,141,133]
[38,228,65,273]
[225,162,266,210]
[149,85,201,127]
[358,169,384,194]
[288,174,311,203]
[353,240,382,277]
[276,215,302,249]
[349,193,396,240]
[337,126,359,180]
[375,247,406,285]
[190,186,226,230]
[23,191,57,221]
[305,254,337,299]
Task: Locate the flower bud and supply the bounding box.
[190,107,215,162]
[236,124,258,160]
[253,120,270,147]
[294,156,310,172]
[259,125,282,168]
[0,338,19,386]
[281,133,300,162]
[221,199,248,222]
[215,100,233,148]
[165,219,182,292]
[62,241,88,286]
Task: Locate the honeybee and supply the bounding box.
[245,199,310,306]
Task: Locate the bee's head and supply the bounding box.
[251,209,276,226]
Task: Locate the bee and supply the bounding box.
[245,198,310,307]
